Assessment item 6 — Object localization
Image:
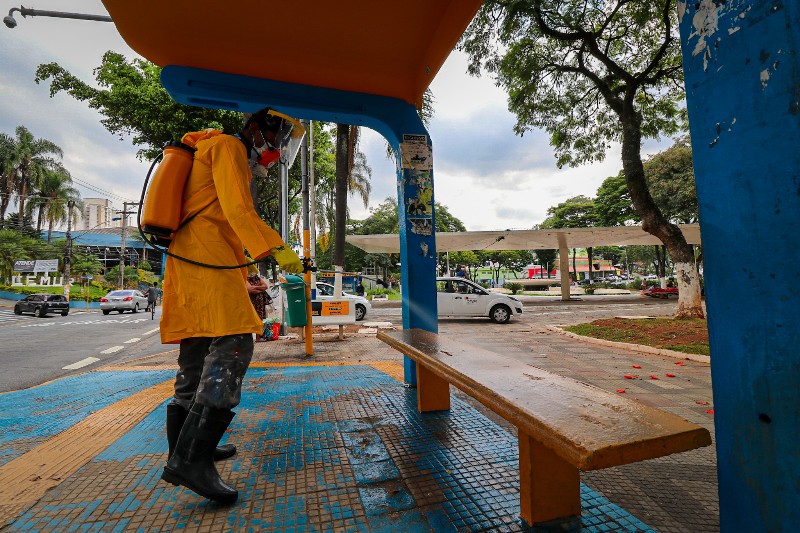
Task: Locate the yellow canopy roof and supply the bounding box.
[102,1,484,108]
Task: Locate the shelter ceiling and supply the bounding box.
[101,1,484,108]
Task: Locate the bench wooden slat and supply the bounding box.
[379,328,711,471]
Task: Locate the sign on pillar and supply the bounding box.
[397,133,438,385]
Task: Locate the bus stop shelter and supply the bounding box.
[100,1,798,529]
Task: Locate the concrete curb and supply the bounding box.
[544,324,711,364]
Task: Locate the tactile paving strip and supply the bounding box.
[6,365,655,532]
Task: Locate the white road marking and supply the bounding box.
[123,338,141,344]
[20,317,149,328]
[144,327,160,335]
[100,346,124,354]
[62,357,100,370]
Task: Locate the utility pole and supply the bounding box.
[117,201,139,288]
[64,199,75,288]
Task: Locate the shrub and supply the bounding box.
[504,282,523,294]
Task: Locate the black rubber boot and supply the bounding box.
[161,404,238,504]
[166,403,236,461]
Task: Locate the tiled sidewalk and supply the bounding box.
[0,319,718,532]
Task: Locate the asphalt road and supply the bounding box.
[0,305,174,393]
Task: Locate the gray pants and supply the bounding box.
[170,334,254,410]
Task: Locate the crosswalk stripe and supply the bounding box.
[100,346,124,354]
[62,357,100,370]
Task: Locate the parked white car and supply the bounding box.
[315,282,371,321]
[437,277,523,323]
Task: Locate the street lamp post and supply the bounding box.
[3,6,112,28]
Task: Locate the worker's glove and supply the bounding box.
[271,245,303,274]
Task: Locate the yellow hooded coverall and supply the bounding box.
[160,129,284,344]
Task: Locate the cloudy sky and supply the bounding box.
[0,1,665,232]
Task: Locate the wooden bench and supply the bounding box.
[377,328,712,525]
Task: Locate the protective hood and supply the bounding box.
[181,128,223,148]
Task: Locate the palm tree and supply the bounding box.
[38,167,81,243]
[0,133,16,227]
[8,126,64,230]
[332,124,372,270]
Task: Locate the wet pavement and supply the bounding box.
[0,295,718,532]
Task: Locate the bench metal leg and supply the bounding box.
[416,364,450,412]
[518,431,580,525]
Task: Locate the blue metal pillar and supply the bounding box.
[677,2,800,530]
[393,124,438,386]
[160,66,439,385]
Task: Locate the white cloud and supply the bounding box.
[0,0,145,211]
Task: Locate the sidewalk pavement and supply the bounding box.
[0,314,717,532]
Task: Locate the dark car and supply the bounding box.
[14,294,70,317]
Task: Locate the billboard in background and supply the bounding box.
[13,259,59,273]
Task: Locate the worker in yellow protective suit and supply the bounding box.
[160,108,303,505]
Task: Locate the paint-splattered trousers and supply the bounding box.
[170,334,254,410]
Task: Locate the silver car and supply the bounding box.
[100,290,149,315]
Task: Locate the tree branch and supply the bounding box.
[638,0,674,82]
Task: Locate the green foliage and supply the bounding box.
[103,265,141,288]
[644,136,698,223]
[542,196,597,229]
[366,288,401,300]
[593,246,625,265]
[595,172,639,226]
[582,285,597,295]
[346,198,467,274]
[504,282,523,294]
[35,52,242,160]
[0,228,59,279]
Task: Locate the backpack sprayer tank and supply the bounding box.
[140,142,196,246]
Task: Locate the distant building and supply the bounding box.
[53,198,120,232]
[79,198,119,230]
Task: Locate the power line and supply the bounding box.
[70,176,135,203]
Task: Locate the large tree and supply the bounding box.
[37,168,81,243]
[461,0,703,318]
[595,172,638,227]
[35,52,241,161]
[644,136,698,224]
[3,126,64,231]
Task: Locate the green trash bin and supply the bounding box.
[281,274,307,327]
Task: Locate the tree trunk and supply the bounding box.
[333,124,349,269]
[572,248,577,282]
[17,180,27,230]
[620,108,704,318]
[0,182,10,224]
[587,246,594,282]
[36,203,45,235]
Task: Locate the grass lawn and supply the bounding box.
[564,318,710,356]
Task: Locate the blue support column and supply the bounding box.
[160,66,439,385]
[677,2,800,530]
[393,125,438,386]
